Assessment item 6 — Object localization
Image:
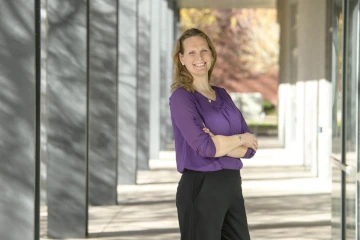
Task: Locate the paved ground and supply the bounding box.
[40,137,331,240]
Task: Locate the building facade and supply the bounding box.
[330,0,359,239]
[0,0,178,239]
[0,0,359,239]
[278,0,360,238]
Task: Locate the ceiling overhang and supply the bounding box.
[177,0,276,9]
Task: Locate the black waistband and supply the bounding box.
[184,168,241,177]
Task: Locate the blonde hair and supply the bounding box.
[171,28,217,93]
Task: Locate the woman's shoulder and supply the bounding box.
[212,86,230,97]
[212,86,223,91]
[212,85,227,92]
[170,87,194,100]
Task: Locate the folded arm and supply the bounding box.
[210,135,243,158]
[226,146,248,158]
[204,127,257,158]
[226,146,256,159]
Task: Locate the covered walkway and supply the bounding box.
[2,0,358,239]
[40,137,331,240]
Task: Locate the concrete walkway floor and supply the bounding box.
[40,139,331,240]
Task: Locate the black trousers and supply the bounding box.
[176,169,250,240]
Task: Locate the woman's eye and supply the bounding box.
[189,52,194,55]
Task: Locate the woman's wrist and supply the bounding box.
[235,134,242,146]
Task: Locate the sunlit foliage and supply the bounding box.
[180,8,280,104]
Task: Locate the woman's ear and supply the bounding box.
[179,53,184,65]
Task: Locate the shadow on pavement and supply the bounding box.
[40,140,331,240]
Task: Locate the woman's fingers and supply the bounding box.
[254,138,258,151]
[251,143,257,151]
[241,133,258,150]
[203,128,214,137]
[253,136,258,150]
[242,133,254,148]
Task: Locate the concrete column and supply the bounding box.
[317,84,332,179]
[278,0,300,155]
[160,0,171,151]
[277,84,286,145]
[276,0,291,147]
[88,0,118,205]
[303,81,319,174]
[0,1,39,239]
[137,0,151,170]
[287,1,299,154]
[317,4,333,180]
[285,84,297,152]
[295,81,305,165]
[297,0,327,176]
[150,0,161,160]
[47,0,88,238]
[40,0,49,206]
[278,0,330,177]
[165,0,175,150]
[118,0,138,184]
[173,2,181,40]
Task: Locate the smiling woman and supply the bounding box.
[169,28,257,240]
[179,36,213,78]
[171,28,218,93]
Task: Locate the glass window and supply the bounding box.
[343,0,359,238]
[345,174,356,238]
[331,162,342,239]
[344,0,359,168]
[331,0,343,162]
[331,0,343,238]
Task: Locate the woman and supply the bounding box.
[169,28,258,240]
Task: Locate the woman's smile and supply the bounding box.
[193,62,206,68]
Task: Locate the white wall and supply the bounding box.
[277,0,331,179]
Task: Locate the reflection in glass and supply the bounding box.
[331,160,342,239]
[343,0,359,238]
[358,181,360,238]
[344,0,359,168]
[331,0,343,239]
[331,0,343,160]
[345,173,356,238]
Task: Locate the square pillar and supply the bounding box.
[0,1,39,239]
[46,0,88,238]
[118,0,138,184]
[137,0,151,170]
[88,0,118,205]
[160,0,175,151]
[150,0,161,160]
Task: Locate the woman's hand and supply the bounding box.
[202,127,214,137]
[202,123,258,155]
[239,132,258,151]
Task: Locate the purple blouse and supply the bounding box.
[169,86,256,173]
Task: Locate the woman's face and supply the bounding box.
[179,36,213,79]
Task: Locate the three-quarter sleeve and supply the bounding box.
[169,89,216,158]
[243,148,256,159]
[238,109,251,134]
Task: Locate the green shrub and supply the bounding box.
[263,100,276,115]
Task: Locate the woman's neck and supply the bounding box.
[193,77,212,92]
